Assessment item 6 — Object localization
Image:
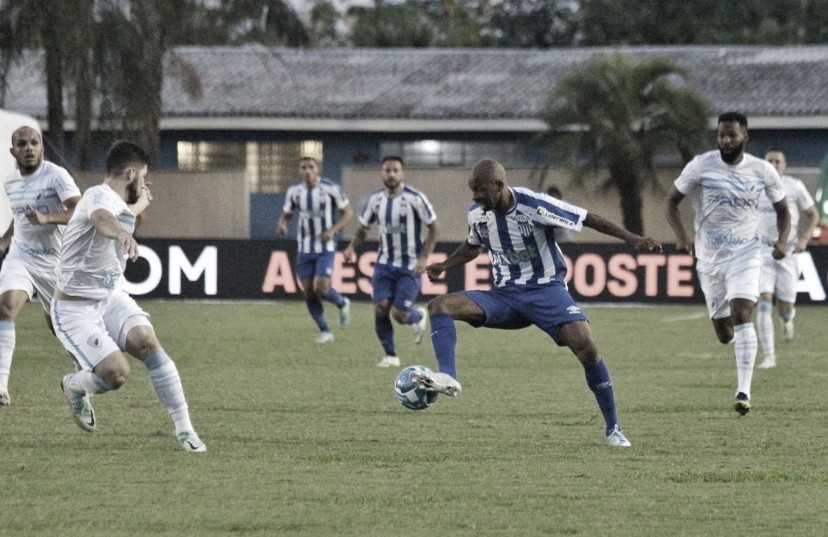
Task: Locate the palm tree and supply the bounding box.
[538,52,708,235]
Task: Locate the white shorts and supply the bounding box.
[697,252,760,319]
[51,287,151,369]
[759,246,799,303]
[0,255,57,313]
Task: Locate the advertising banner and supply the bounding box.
[123,239,828,305]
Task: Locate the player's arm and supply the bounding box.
[413,221,439,276]
[583,212,662,252]
[770,198,791,260]
[0,222,14,256]
[321,202,354,243]
[343,223,370,262]
[25,194,80,226]
[276,211,292,235]
[795,205,820,253]
[89,208,138,261]
[425,240,481,282]
[664,185,693,255]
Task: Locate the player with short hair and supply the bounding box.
[0,126,81,406]
[344,156,438,368]
[53,140,206,452]
[665,112,790,415]
[755,147,819,369]
[417,158,662,447]
[277,157,353,344]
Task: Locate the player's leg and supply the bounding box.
[730,297,758,415]
[109,293,205,452]
[313,251,349,327]
[388,269,426,344]
[775,256,799,343]
[371,266,399,366]
[296,254,332,340]
[756,292,776,369]
[0,288,29,406]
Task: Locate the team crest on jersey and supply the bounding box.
[87,335,102,348]
[567,305,582,315]
[476,223,489,238]
[518,224,533,237]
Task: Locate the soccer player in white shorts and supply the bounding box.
[0,126,81,406]
[52,140,206,453]
[665,112,790,416]
[755,148,820,369]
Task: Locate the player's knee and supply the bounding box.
[390,308,408,324]
[427,296,450,316]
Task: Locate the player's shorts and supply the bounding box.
[296,251,335,280]
[51,287,151,369]
[371,263,420,311]
[697,251,760,319]
[759,245,799,303]
[0,254,57,313]
[463,282,588,346]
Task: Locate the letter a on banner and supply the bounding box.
[261,251,297,293]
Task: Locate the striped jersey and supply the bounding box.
[467,187,587,287]
[673,150,784,268]
[2,161,81,272]
[358,185,437,271]
[282,178,350,254]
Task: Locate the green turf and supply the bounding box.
[1,300,827,536]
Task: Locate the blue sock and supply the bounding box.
[583,359,619,434]
[324,288,346,308]
[306,296,329,332]
[375,315,396,356]
[429,313,457,379]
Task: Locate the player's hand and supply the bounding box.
[425,263,446,282]
[632,236,662,253]
[24,205,49,225]
[119,232,139,261]
[413,257,428,276]
[771,240,786,260]
[276,222,287,235]
[320,229,334,242]
[343,246,356,262]
[675,237,694,257]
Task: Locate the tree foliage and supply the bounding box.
[539,53,708,234]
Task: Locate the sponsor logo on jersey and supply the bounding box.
[567,305,582,315]
[490,244,539,265]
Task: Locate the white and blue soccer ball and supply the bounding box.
[394,365,438,410]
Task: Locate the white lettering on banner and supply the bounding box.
[796,252,827,301]
[124,245,163,295]
[169,246,217,295]
[125,245,218,296]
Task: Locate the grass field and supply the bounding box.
[1,299,827,536]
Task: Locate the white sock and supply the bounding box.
[756,300,775,361]
[734,323,757,397]
[0,321,16,392]
[68,370,113,394]
[145,350,193,435]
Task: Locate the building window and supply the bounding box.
[379,140,522,167]
[177,140,323,193]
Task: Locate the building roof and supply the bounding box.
[4,45,828,132]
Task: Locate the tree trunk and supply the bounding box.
[42,26,65,164]
[73,0,94,170]
[609,161,645,235]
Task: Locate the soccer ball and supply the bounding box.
[394,365,438,410]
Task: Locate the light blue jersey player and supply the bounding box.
[665,111,790,416]
[345,156,438,367]
[416,158,662,447]
[277,157,353,344]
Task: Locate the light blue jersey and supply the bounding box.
[358,185,436,271]
[282,178,350,254]
[467,187,587,287]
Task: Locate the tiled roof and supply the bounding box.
[4,45,828,129]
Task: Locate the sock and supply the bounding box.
[429,313,457,379]
[405,307,424,326]
[756,300,775,360]
[68,370,114,394]
[306,296,330,332]
[375,315,396,356]
[144,349,194,435]
[0,320,15,392]
[583,359,619,434]
[780,308,795,323]
[734,323,758,398]
[324,288,346,308]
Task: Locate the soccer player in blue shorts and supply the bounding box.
[417,158,661,447]
[344,156,438,367]
[278,157,354,344]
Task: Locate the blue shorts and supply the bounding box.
[372,263,421,310]
[464,282,588,345]
[296,251,335,280]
